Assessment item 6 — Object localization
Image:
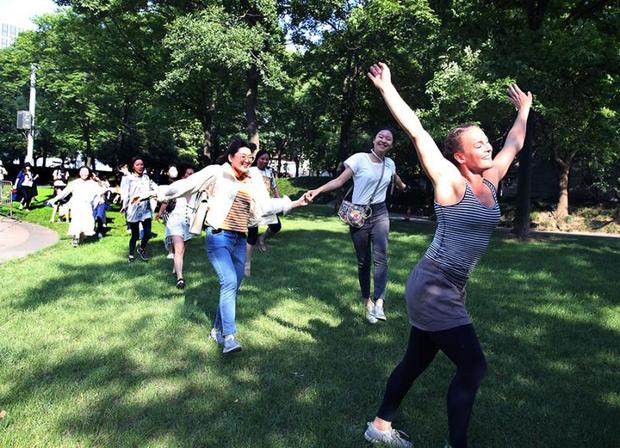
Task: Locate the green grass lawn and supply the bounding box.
[0,189,619,447]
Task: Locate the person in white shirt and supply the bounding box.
[244,149,283,276]
[0,161,7,181]
[305,128,407,324]
[156,166,197,289]
[15,162,39,210]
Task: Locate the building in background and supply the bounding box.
[1,23,26,48]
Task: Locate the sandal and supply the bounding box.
[176,278,186,289]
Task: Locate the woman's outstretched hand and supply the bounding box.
[292,194,309,208]
[367,62,392,91]
[304,189,319,203]
[507,84,532,111]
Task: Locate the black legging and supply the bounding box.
[246,216,281,246]
[19,186,33,208]
[377,324,487,448]
[128,219,152,256]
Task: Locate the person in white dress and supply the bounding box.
[49,166,104,247]
[156,166,197,289]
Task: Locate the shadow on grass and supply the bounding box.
[1,220,619,447]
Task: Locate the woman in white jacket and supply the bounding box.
[146,138,308,354]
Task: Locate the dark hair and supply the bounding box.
[181,165,195,177]
[443,123,478,164]
[78,165,93,178]
[23,162,32,168]
[130,157,144,173]
[247,142,257,152]
[375,126,396,139]
[252,149,269,167]
[221,137,251,165]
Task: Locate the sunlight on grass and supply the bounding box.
[0,199,619,447]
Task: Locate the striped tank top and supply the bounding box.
[424,178,501,289]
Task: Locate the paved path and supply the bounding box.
[0,217,59,264]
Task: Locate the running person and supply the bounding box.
[306,129,407,323]
[143,139,308,354]
[156,166,196,289]
[124,157,157,262]
[245,149,282,276]
[362,63,532,448]
[49,166,105,247]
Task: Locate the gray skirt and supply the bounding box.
[406,256,472,331]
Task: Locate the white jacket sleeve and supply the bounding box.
[156,165,221,202]
[256,196,293,217]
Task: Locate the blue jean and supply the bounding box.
[349,202,390,301]
[206,228,247,336]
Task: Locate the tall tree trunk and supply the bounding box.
[245,63,260,149]
[199,112,213,163]
[555,156,573,220]
[336,53,361,173]
[82,120,94,169]
[512,1,549,238]
[512,112,536,238]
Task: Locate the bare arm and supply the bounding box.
[368,63,458,186]
[394,173,407,191]
[50,181,74,203]
[486,84,533,184]
[305,167,354,202]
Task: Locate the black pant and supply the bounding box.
[377,324,487,448]
[128,219,152,256]
[246,216,282,246]
[19,186,33,208]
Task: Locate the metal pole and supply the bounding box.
[26,64,37,164]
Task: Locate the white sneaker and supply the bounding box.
[209,328,224,345]
[366,307,378,324]
[364,422,413,447]
[223,335,242,354]
[374,304,386,321]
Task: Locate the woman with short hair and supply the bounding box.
[144,138,308,354]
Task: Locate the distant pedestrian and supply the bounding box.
[123,157,157,262]
[15,162,38,210]
[245,149,282,276]
[156,166,196,289]
[49,166,104,247]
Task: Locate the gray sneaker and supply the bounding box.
[364,422,413,447]
[366,307,378,324]
[374,304,386,321]
[209,328,224,345]
[223,335,242,354]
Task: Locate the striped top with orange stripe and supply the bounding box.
[221,186,252,233]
